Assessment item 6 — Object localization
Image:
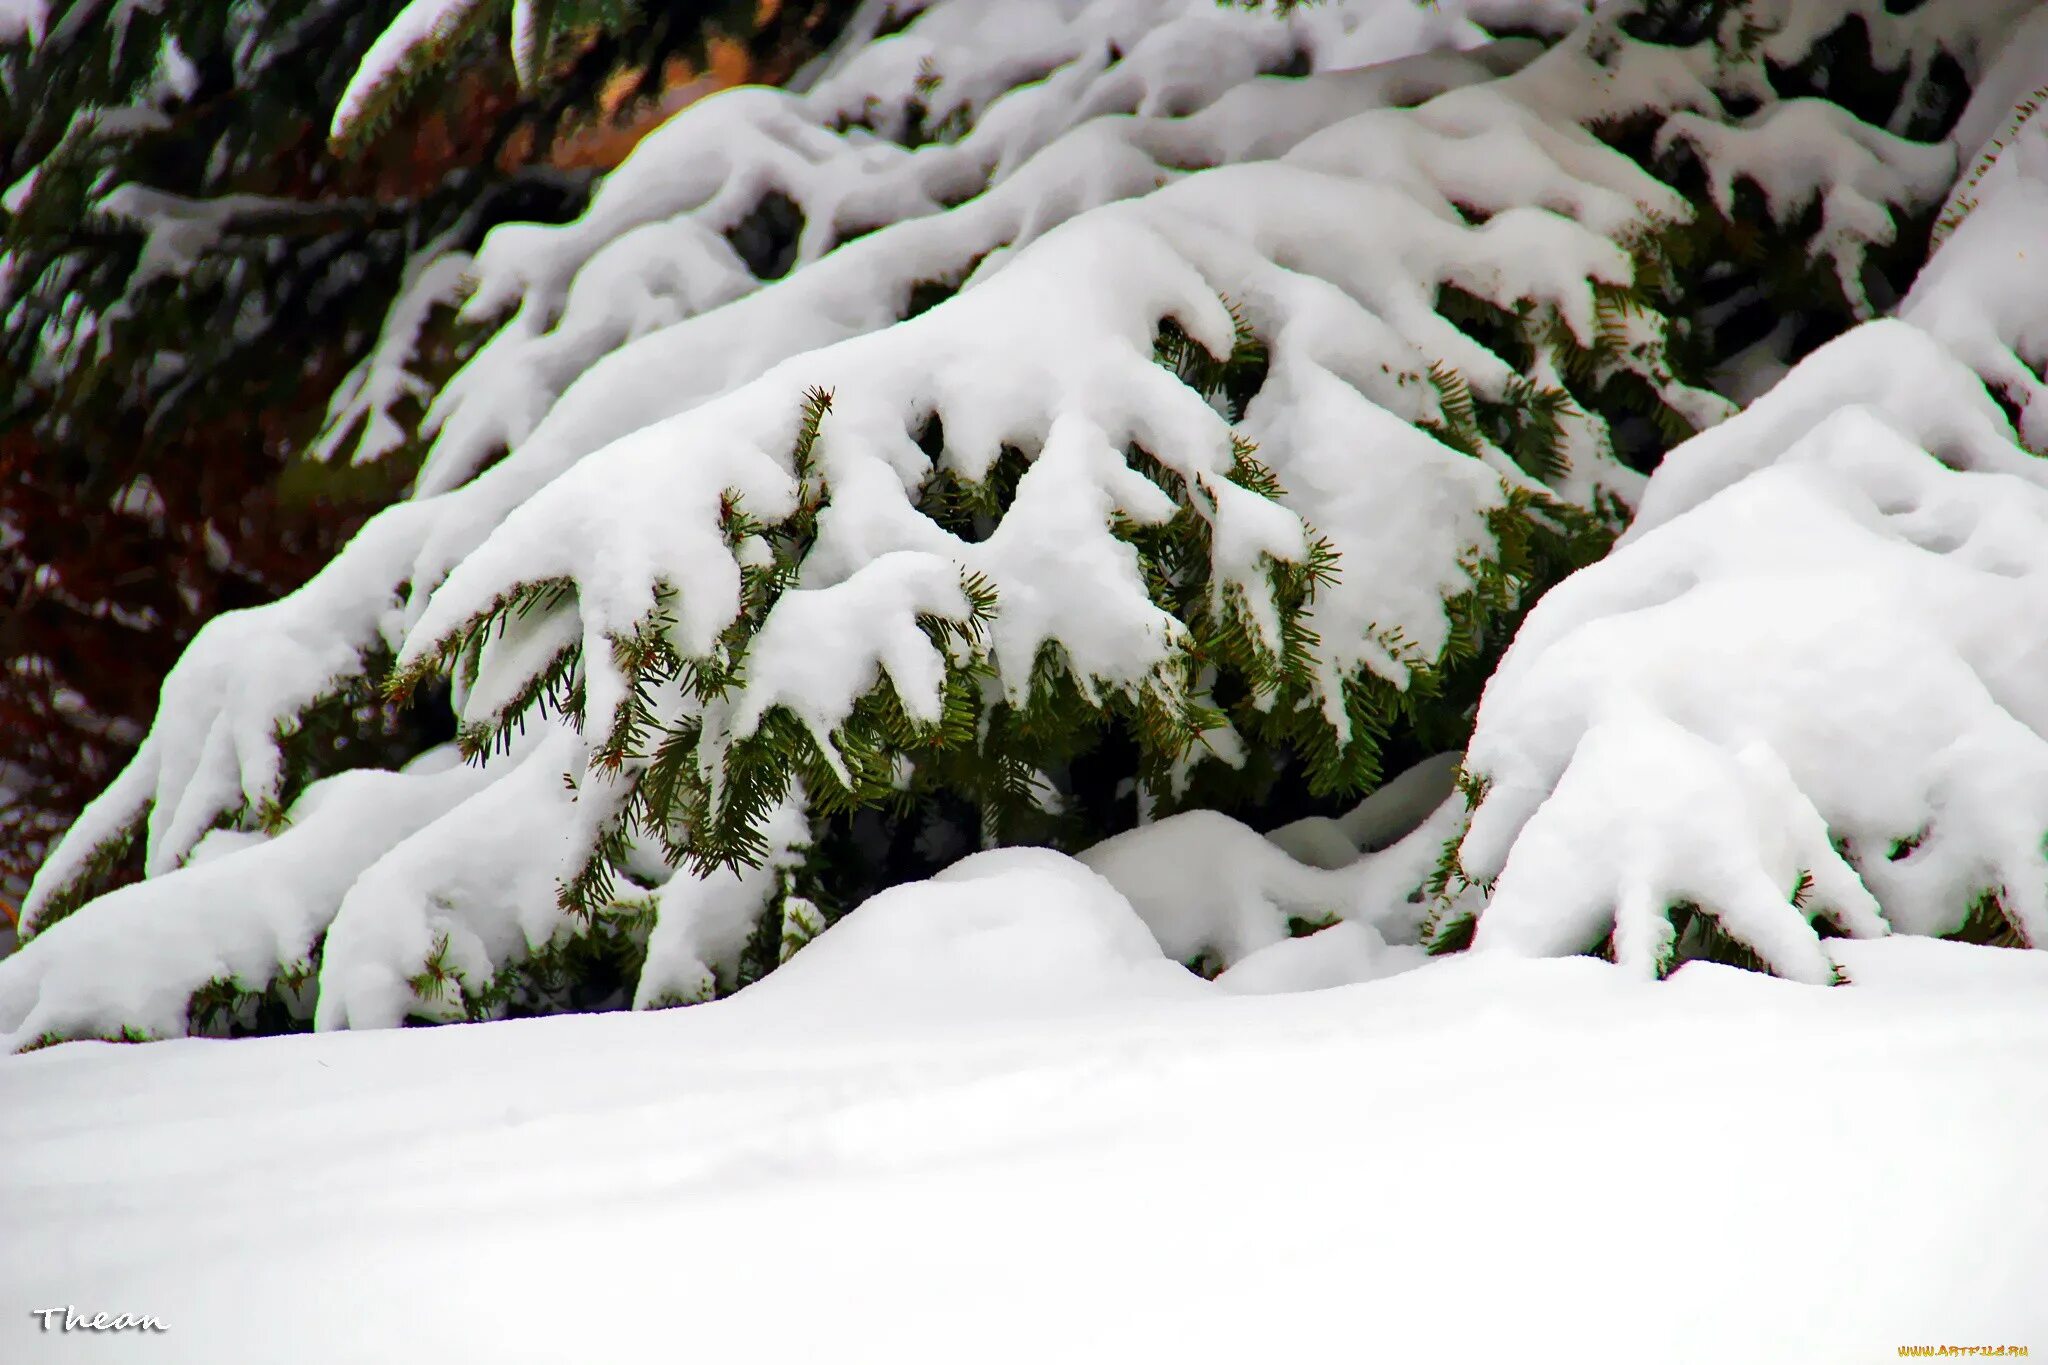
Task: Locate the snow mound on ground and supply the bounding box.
[1824,932,2048,994]
[729,848,1207,1020]
[1454,322,2048,981]
[1214,919,1428,995]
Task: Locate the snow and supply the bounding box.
[1078,802,1457,968]
[1903,23,2048,449]
[1944,5,2048,170]
[1903,143,2048,448]
[22,505,429,910]
[310,244,476,466]
[737,848,1208,1018]
[1213,917,1428,993]
[1623,321,2046,544]
[90,187,275,289]
[19,0,2048,1045]
[0,0,44,44]
[394,38,1699,777]
[634,799,811,1010]
[313,728,590,1031]
[10,26,2048,1360]
[0,166,36,215]
[1655,98,1955,314]
[1742,0,2040,106]
[1457,326,2048,977]
[410,12,1536,499]
[3,921,2044,1363]
[1265,748,1461,867]
[330,0,489,144]
[0,759,500,1047]
[1429,42,2048,976]
[728,551,977,750]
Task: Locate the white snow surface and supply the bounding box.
[3,920,2044,1363]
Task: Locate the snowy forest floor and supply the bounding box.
[4,935,2045,1363]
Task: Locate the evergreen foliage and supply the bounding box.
[6,0,2046,1045]
[329,0,860,156]
[0,0,857,898]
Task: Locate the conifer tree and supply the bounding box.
[0,0,853,899]
[4,0,2044,1047]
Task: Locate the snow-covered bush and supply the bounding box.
[1443,325,2048,982]
[1442,17,2048,980]
[7,0,2045,1048]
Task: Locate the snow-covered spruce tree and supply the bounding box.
[3,0,2040,1046]
[0,0,851,897]
[1436,7,2048,983]
[0,0,846,456]
[0,0,497,896]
